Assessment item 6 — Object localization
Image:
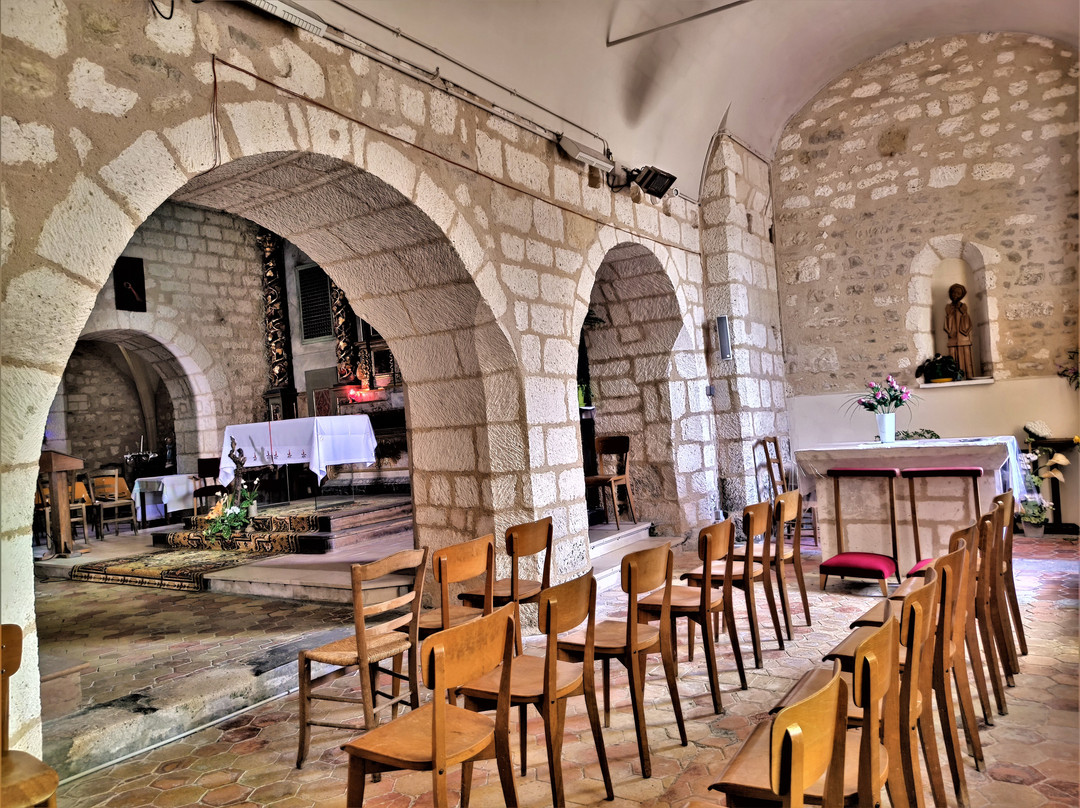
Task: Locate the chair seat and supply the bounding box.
[459,655,583,703]
[560,619,660,655]
[304,630,411,667]
[418,605,484,634]
[458,577,542,607]
[584,474,620,486]
[731,544,795,563]
[1,750,60,807]
[820,552,896,580]
[681,559,764,582]
[901,466,983,478]
[343,702,494,769]
[907,557,934,576]
[638,585,722,614]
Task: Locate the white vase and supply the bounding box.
[876,412,896,443]
[248,502,258,518]
[1022,522,1045,538]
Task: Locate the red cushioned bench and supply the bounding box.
[820,467,901,597]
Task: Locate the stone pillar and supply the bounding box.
[258,229,297,419]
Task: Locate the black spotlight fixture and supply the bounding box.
[626,166,677,199]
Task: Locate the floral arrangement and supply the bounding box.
[1019,494,1052,526]
[1018,431,1070,526]
[204,478,259,541]
[851,376,913,414]
[1023,420,1052,441]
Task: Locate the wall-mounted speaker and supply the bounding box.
[716,315,732,360]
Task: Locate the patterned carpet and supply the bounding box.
[69,549,282,592]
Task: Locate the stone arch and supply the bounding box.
[74,329,214,472]
[579,240,706,536]
[908,236,1003,377]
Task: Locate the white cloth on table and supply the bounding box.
[218,415,377,486]
[132,474,197,521]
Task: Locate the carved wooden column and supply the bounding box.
[330,280,359,385]
[257,229,297,419]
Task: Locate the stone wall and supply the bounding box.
[62,342,146,469]
[701,135,788,516]
[773,33,1079,394]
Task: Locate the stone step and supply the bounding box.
[296,515,415,553]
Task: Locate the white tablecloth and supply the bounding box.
[132,474,198,521]
[218,415,377,485]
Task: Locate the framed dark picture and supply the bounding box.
[113,256,146,312]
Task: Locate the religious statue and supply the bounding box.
[227,437,247,500]
[943,283,975,379]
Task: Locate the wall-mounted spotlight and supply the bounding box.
[626,166,677,199]
[556,135,615,174]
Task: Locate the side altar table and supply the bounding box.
[795,436,1027,574]
[219,415,377,486]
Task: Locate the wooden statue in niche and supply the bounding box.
[944,283,975,378]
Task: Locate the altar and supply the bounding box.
[795,436,1026,573]
[219,415,377,486]
[132,474,197,526]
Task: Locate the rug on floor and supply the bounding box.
[70,549,282,592]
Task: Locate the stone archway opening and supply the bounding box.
[582,242,685,535]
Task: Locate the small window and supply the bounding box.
[297,264,333,341]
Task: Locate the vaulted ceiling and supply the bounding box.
[298,0,1078,201]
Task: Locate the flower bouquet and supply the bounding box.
[204,478,260,544]
[1018,436,1070,536]
[846,376,913,443]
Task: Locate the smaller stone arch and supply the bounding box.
[908,236,1002,378]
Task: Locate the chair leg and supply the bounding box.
[543,698,566,807]
[773,558,794,641]
[601,657,611,727]
[296,654,311,768]
[625,651,652,777]
[977,603,1008,716]
[622,480,637,523]
[759,567,785,650]
[741,581,763,668]
[723,595,748,690]
[698,613,723,714]
[991,579,1020,681]
[608,481,620,530]
[951,651,985,770]
[582,673,614,800]
[461,760,474,808]
[435,761,450,808]
[493,715,519,808]
[686,619,696,661]
[964,614,994,726]
[790,550,811,626]
[917,700,948,808]
[519,702,529,776]
[346,756,368,808]
[659,629,687,747]
[1003,565,1028,656]
[879,578,890,598]
[934,663,970,808]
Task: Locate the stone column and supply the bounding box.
[330,280,359,385]
[257,229,297,418]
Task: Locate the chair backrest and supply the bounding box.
[757,436,787,497]
[697,519,737,604]
[506,516,554,596]
[71,481,92,504]
[773,489,804,562]
[934,536,969,669]
[974,505,1005,609]
[352,548,428,659]
[769,663,848,808]
[897,566,938,726]
[595,435,630,477]
[538,571,597,690]
[622,542,673,643]
[90,469,131,500]
[432,533,495,627]
[744,500,774,566]
[849,616,898,804]
[197,456,221,482]
[2,623,24,752]
[992,490,1016,571]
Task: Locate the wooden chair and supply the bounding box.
[820,467,902,596]
[88,469,137,536]
[683,503,784,669]
[639,519,743,712]
[992,491,1027,661]
[458,516,553,653]
[418,534,495,640]
[757,436,818,545]
[584,436,636,530]
[342,603,519,808]
[1,624,60,808]
[193,457,226,518]
[297,548,427,768]
[558,542,687,779]
[973,505,1013,717]
[702,663,848,808]
[36,477,93,546]
[458,571,614,807]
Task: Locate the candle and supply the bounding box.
[140,435,144,452]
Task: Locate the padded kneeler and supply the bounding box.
[820,467,901,597]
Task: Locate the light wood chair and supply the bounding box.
[89,469,137,536]
[2,624,60,808]
[992,491,1026,662]
[701,663,848,808]
[557,542,687,779]
[342,603,519,808]
[459,570,614,807]
[584,436,636,530]
[683,503,784,669]
[297,547,428,768]
[418,534,495,640]
[36,477,93,546]
[458,516,553,653]
[757,436,819,545]
[639,519,743,712]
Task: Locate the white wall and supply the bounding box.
[788,377,1080,523]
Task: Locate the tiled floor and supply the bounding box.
[45,531,1078,807]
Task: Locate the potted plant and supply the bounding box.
[1018,495,1052,537]
[915,354,965,383]
[1018,435,1071,537]
[846,375,914,443]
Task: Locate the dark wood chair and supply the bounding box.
[459,570,614,807]
[640,519,744,711]
[297,548,427,768]
[193,457,226,517]
[758,435,818,545]
[701,663,848,808]
[418,534,495,640]
[2,624,60,808]
[558,542,687,779]
[459,516,553,653]
[342,603,519,808]
[584,436,636,530]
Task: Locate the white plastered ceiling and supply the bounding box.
[296,0,1079,200]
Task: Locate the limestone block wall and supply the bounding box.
[79,201,267,470]
[701,136,788,516]
[773,33,1079,395]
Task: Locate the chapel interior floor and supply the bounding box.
[35,529,1079,808]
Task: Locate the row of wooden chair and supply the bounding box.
[34,468,138,544]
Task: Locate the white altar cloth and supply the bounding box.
[218,415,377,485]
[133,474,197,521]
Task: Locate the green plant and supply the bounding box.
[203,479,259,541]
[915,354,965,382]
[1019,496,1052,526]
[897,428,941,440]
[1057,349,1079,390]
